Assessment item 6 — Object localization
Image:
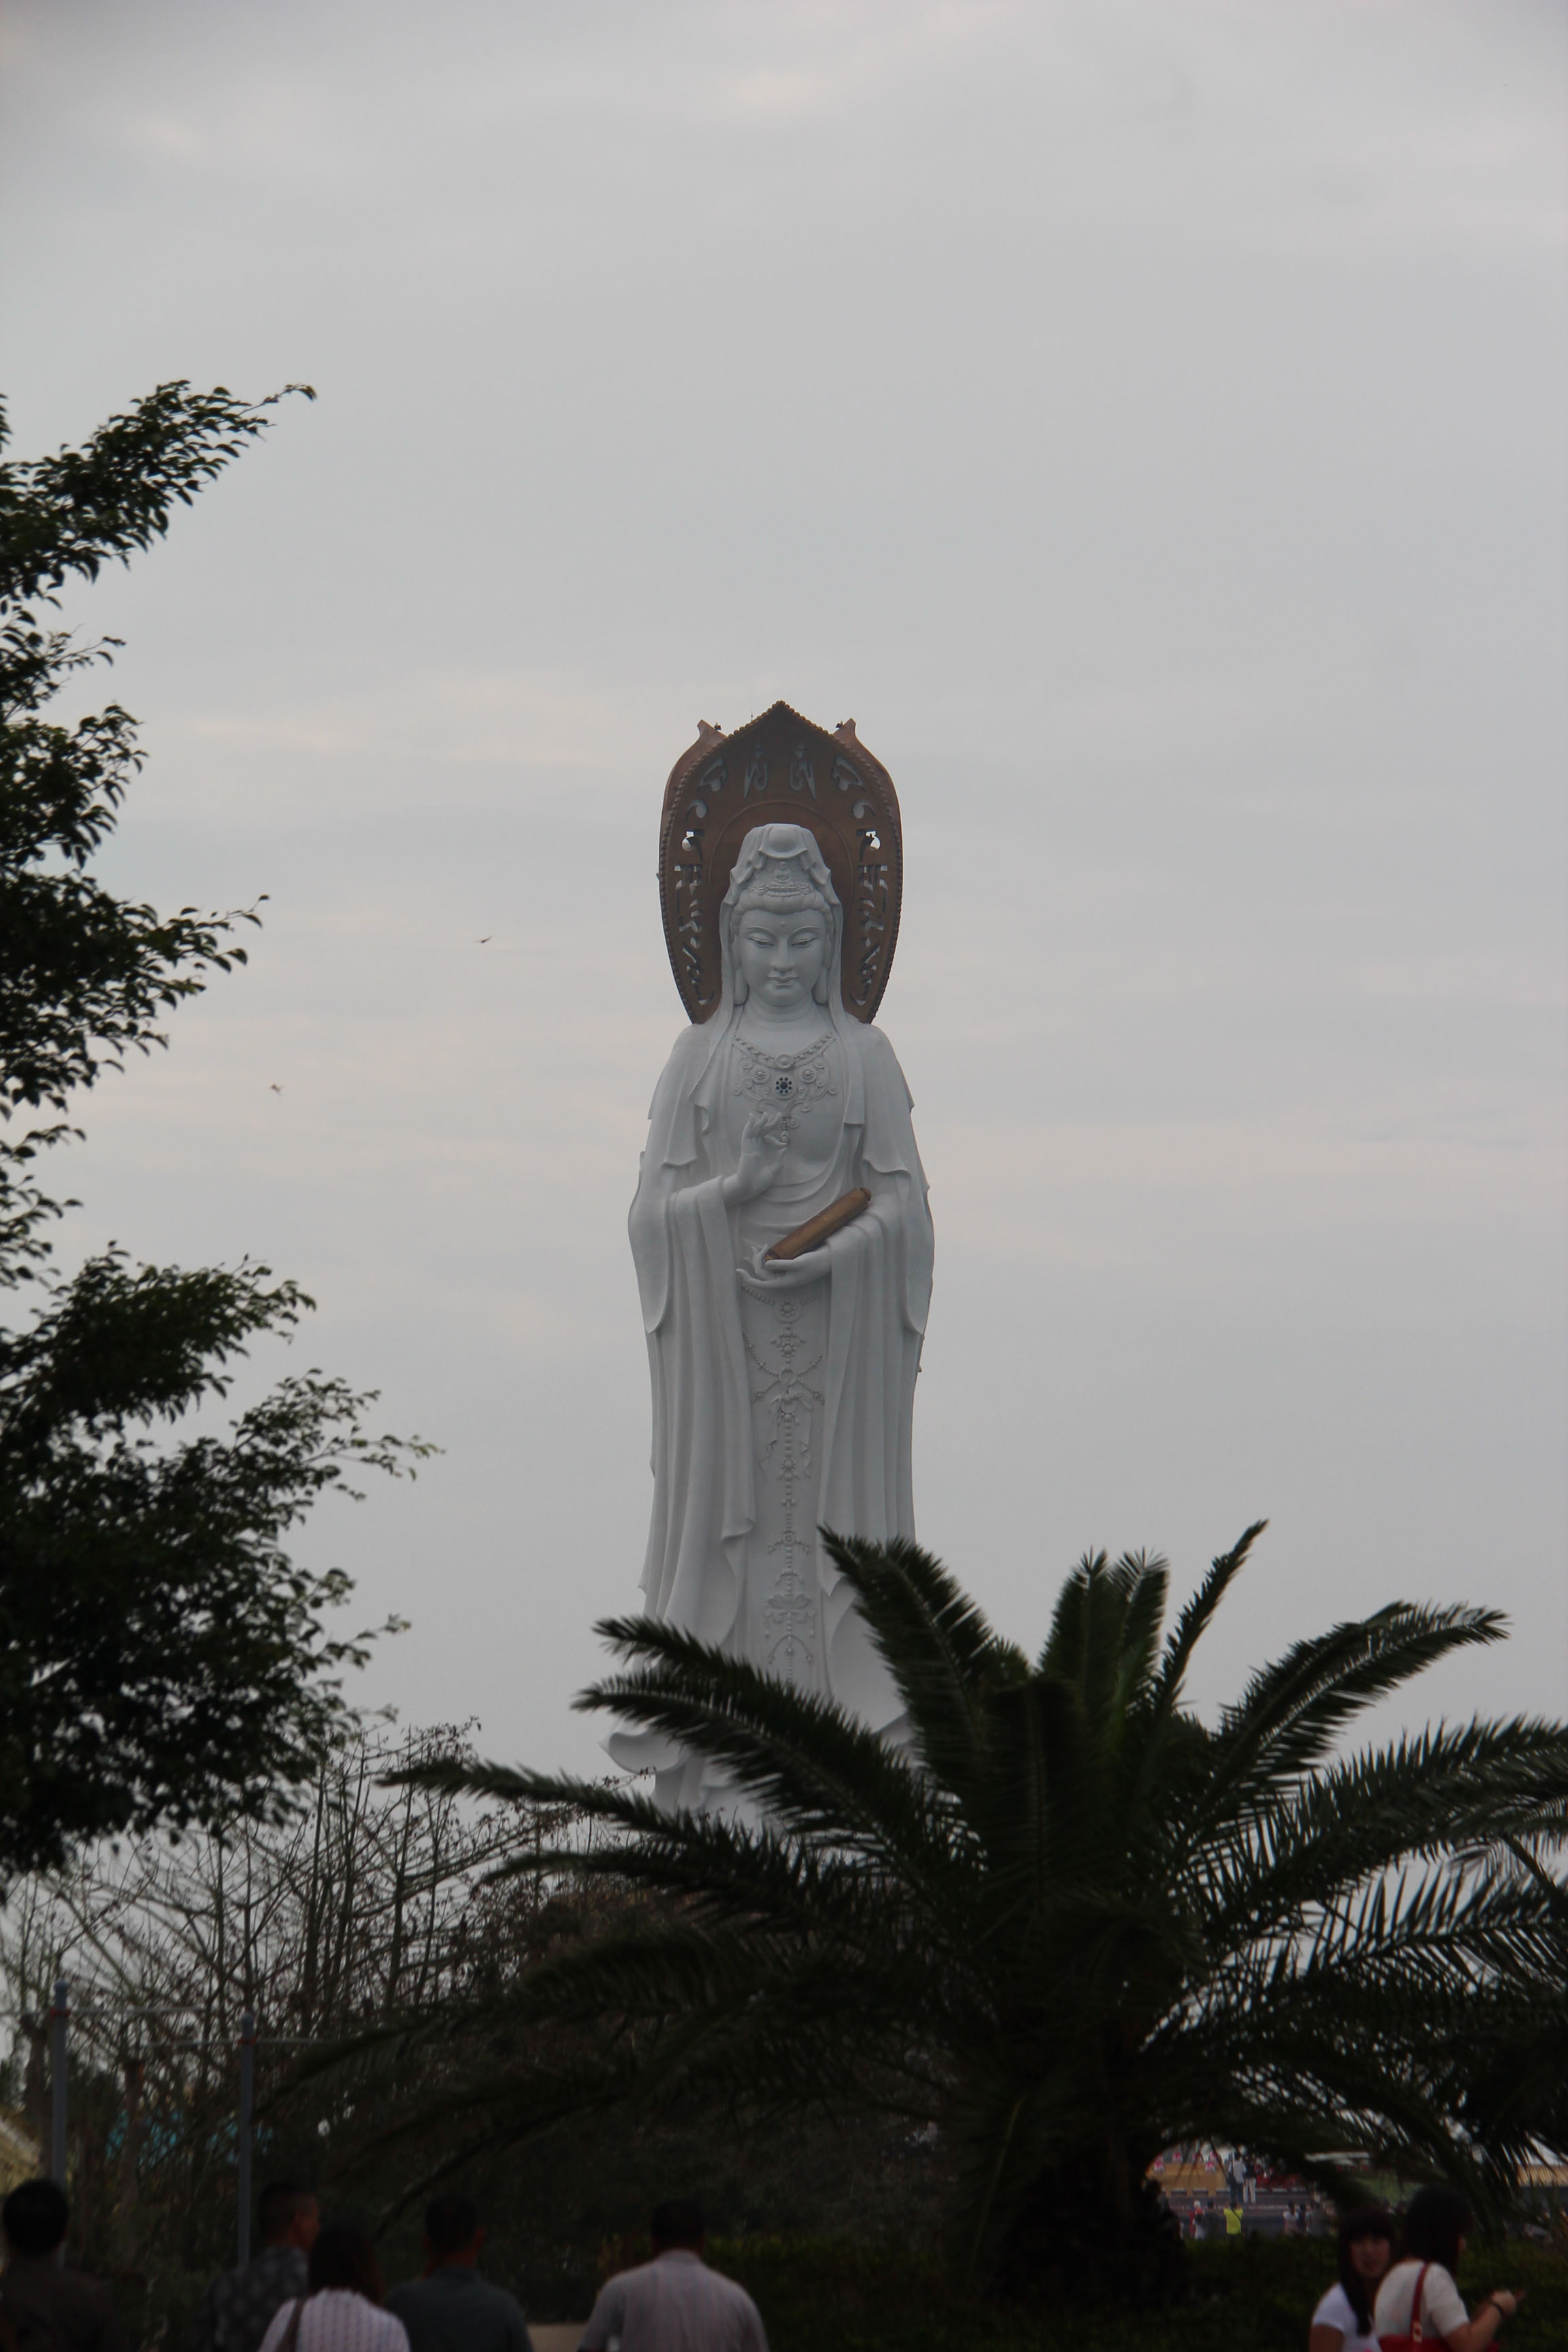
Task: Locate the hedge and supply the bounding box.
[698,2233,1568,2352]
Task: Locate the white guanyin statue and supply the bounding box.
[619,817,934,1812]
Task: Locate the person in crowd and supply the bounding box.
[578,2200,766,2352]
[257,2221,408,2352]
[0,2179,125,2352]
[1373,2187,1520,2352]
[387,2195,532,2352]
[1224,2201,1244,2242]
[1307,2206,1394,2352]
[191,2182,321,2352]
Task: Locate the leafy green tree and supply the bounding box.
[403,1529,1568,2301]
[0,382,425,1883]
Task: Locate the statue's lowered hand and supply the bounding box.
[738,1187,871,1287]
[743,1240,830,1290]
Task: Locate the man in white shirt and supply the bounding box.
[578,2202,766,2352]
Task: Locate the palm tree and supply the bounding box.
[402,1526,1568,2298]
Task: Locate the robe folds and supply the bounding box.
[621,1008,934,1808]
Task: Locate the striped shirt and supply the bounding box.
[257,2293,410,2352]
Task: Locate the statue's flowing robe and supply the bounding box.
[623,1012,934,1800]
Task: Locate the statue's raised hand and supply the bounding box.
[723,1107,789,1205]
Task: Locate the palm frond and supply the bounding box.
[1203,1601,1505,1806]
[1185,1716,1568,1948]
[578,1639,967,1908]
[1038,1547,1168,1714]
[821,1531,1028,1801]
[1149,1522,1267,1715]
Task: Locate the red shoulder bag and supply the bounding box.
[1378,2262,1432,2352]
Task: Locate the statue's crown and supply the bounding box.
[747,862,821,903]
[730,824,831,906]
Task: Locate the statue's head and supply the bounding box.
[722,823,840,1014]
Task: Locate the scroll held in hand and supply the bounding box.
[764,1188,872,1263]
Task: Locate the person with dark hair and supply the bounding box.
[578,2200,766,2352]
[257,2222,408,2352]
[1308,2207,1393,2351]
[189,2181,321,2352]
[0,2178,126,2352]
[1373,2187,1520,2352]
[386,2195,532,2352]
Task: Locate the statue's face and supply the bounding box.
[735,903,830,1011]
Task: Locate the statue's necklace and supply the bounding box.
[734,1030,836,1125]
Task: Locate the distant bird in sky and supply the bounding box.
[270,1083,283,1093]
[477,934,493,943]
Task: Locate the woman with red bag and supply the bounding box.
[1373,2188,1520,2351]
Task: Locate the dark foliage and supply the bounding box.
[0,1254,412,1872]
[673,2234,1568,2352]
[103,2230,1568,2352]
[0,382,423,1881]
[392,1529,1568,2298]
[0,382,308,1118]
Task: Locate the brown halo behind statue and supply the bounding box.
[657,701,904,1024]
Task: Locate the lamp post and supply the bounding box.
[236,2010,257,2267]
[48,1978,68,2187]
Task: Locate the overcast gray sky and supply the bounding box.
[2,0,1563,1773]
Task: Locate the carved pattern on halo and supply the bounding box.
[852,849,890,1009]
[671,757,728,1009]
[657,707,903,1025]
